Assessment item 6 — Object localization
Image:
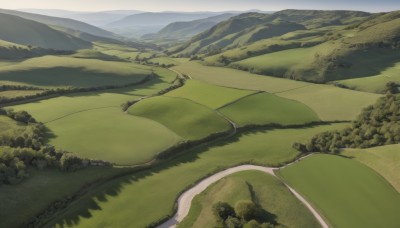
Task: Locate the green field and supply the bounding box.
[342,144,400,192]
[0,115,25,136]
[179,171,321,228]
[219,92,320,126]
[46,107,181,165]
[0,90,43,99]
[336,62,400,93]
[0,167,129,228]
[280,154,400,228]
[11,68,183,165]
[166,80,255,109]
[45,124,347,228]
[0,56,151,88]
[173,62,380,121]
[128,96,231,140]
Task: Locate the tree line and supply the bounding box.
[293,83,400,153]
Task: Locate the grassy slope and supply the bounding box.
[0,167,128,228]
[128,96,231,140]
[46,124,347,228]
[0,90,43,99]
[173,62,380,120]
[219,92,320,126]
[280,154,400,228]
[179,171,321,228]
[12,69,182,165]
[47,107,181,165]
[342,144,400,192]
[0,56,150,88]
[166,80,255,109]
[0,13,90,51]
[0,115,25,136]
[336,62,400,93]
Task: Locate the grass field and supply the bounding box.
[0,167,129,228]
[148,57,181,66]
[128,96,231,140]
[173,62,381,121]
[0,56,151,88]
[45,123,347,228]
[0,115,25,136]
[342,144,400,192]
[0,90,44,99]
[46,107,181,165]
[166,80,255,109]
[179,171,321,228]
[11,68,182,165]
[280,154,400,228]
[219,92,320,126]
[336,62,400,93]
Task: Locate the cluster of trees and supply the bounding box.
[293,85,400,153]
[0,109,110,185]
[213,201,276,228]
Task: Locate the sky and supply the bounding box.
[1,0,399,12]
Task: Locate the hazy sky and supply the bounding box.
[2,0,399,12]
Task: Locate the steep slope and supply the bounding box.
[0,13,91,51]
[170,10,371,56]
[142,13,235,40]
[0,9,118,40]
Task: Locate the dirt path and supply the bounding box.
[158,155,329,228]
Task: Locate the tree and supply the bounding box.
[235,200,258,221]
[213,202,235,221]
[225,216,242,228]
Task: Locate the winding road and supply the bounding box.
[158,155,329,228]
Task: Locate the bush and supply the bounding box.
[235,200,258,221]
[213,202,236,221]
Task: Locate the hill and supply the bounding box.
[0,40,69,59]
[104,12,220,38]
[0,9,119,40]
[142,13,235,41]
[169,10,370,56]
[0,13,91,51]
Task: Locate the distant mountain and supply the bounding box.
[142,13,236,40]
[104,12,221,37]
[0,13,91,50]
[170,10,372,56]
[0,9,119,40]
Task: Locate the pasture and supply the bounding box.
[0,90,43,99]
[46,107,181,165]
[46,123,347,228]
[280,154,400,228]
[219,92,320,126]
[0,115,25,136]
[342,144,400,192]
[0,56,151,88]
[166,80,255,109]
[336,62,400,93]
[179,170,321,228]
[173,62,380,121]
[128,96,231,140]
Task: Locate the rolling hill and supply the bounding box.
[103,12,221,37]
[0,13,91,51]
[0,9,119,40]
[142,13,235,40]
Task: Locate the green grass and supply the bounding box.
[342,144,400,192]
[11,68,176,123]
[148,57,180,66]
[179,171,321,228]
[11,68,182,165]
[0,90,43,98]
[0,167,129,228]
[166,80,255,109]
[173,62,381,121]
[219,92,320,126]
[0,115,25,136]
[46,107,181,165]
[0,56,151,88]
[128,96,231,140]
[336,62,400,93]
[45,123,347,228]
[280,154,400,228]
